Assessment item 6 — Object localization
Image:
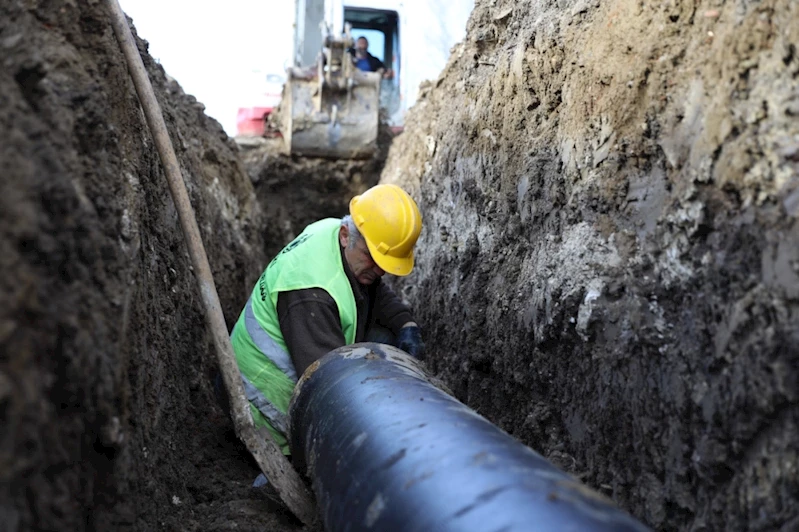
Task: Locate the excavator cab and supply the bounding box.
[278,3,401,159]
[345,7,402,124]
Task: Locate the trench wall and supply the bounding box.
[383,0,799,529]
[1,3,266,529]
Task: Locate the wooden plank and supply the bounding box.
[105,0,317,523]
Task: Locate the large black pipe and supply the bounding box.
[289,343,650,532]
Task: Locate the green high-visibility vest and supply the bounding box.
[230,218,357,454]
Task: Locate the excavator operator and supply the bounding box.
[229,184,425,461]
[350,36,394,79]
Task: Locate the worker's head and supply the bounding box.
[340,184,422,284]
[356,36,369,53]
[340,216,384,285]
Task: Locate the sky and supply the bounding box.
[118,0,473,136]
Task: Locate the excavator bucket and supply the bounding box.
[280,69,380,159]
[277,29,381,159]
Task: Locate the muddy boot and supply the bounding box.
[252,473,269,488]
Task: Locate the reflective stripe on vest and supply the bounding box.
[244,297,298,383]
[241,373,289,435]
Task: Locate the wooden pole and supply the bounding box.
[104,0,316,524]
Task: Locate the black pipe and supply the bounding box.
[289,343,650,532]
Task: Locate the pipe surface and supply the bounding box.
[104,0,315,524]
[289,343,650,532]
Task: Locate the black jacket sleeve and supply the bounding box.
[368,54,386,71]
[372,281,414,335]
[277,289,345,377]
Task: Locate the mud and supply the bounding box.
[237,130,389,258]
[384,0,799,529]
[1,3,301,530]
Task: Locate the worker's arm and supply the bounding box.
[277,288,346,377]
[372,282,425,359]
[370,55,387,73]
[372,282,414,336]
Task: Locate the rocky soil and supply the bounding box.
[383,0,799,530]
[1,3,302,530]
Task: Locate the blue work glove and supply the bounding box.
[396,326,425,360]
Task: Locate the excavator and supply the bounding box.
[277,25,379,159]
[239,0,406,159]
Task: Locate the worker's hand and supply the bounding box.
[396,325,425,360]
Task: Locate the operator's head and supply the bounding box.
[340,184,422,285]
[356,36,369,53]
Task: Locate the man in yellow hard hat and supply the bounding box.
[229,183,424,458]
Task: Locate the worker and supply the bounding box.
[350,36,393,79]
[230,183,425,462]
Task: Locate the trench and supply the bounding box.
[2,1,798,531]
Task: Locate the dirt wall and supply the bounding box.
[1,3,296,530]
[383,0,799,529]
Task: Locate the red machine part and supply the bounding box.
[236,106,273,136]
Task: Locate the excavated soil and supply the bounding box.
[1,3,304,530]
[383,0,799,530]
[5,0,799,531]
[237,131,389,259]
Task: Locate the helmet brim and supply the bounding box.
[365,239,414,276]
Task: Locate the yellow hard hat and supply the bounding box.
[349,184,422,276]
